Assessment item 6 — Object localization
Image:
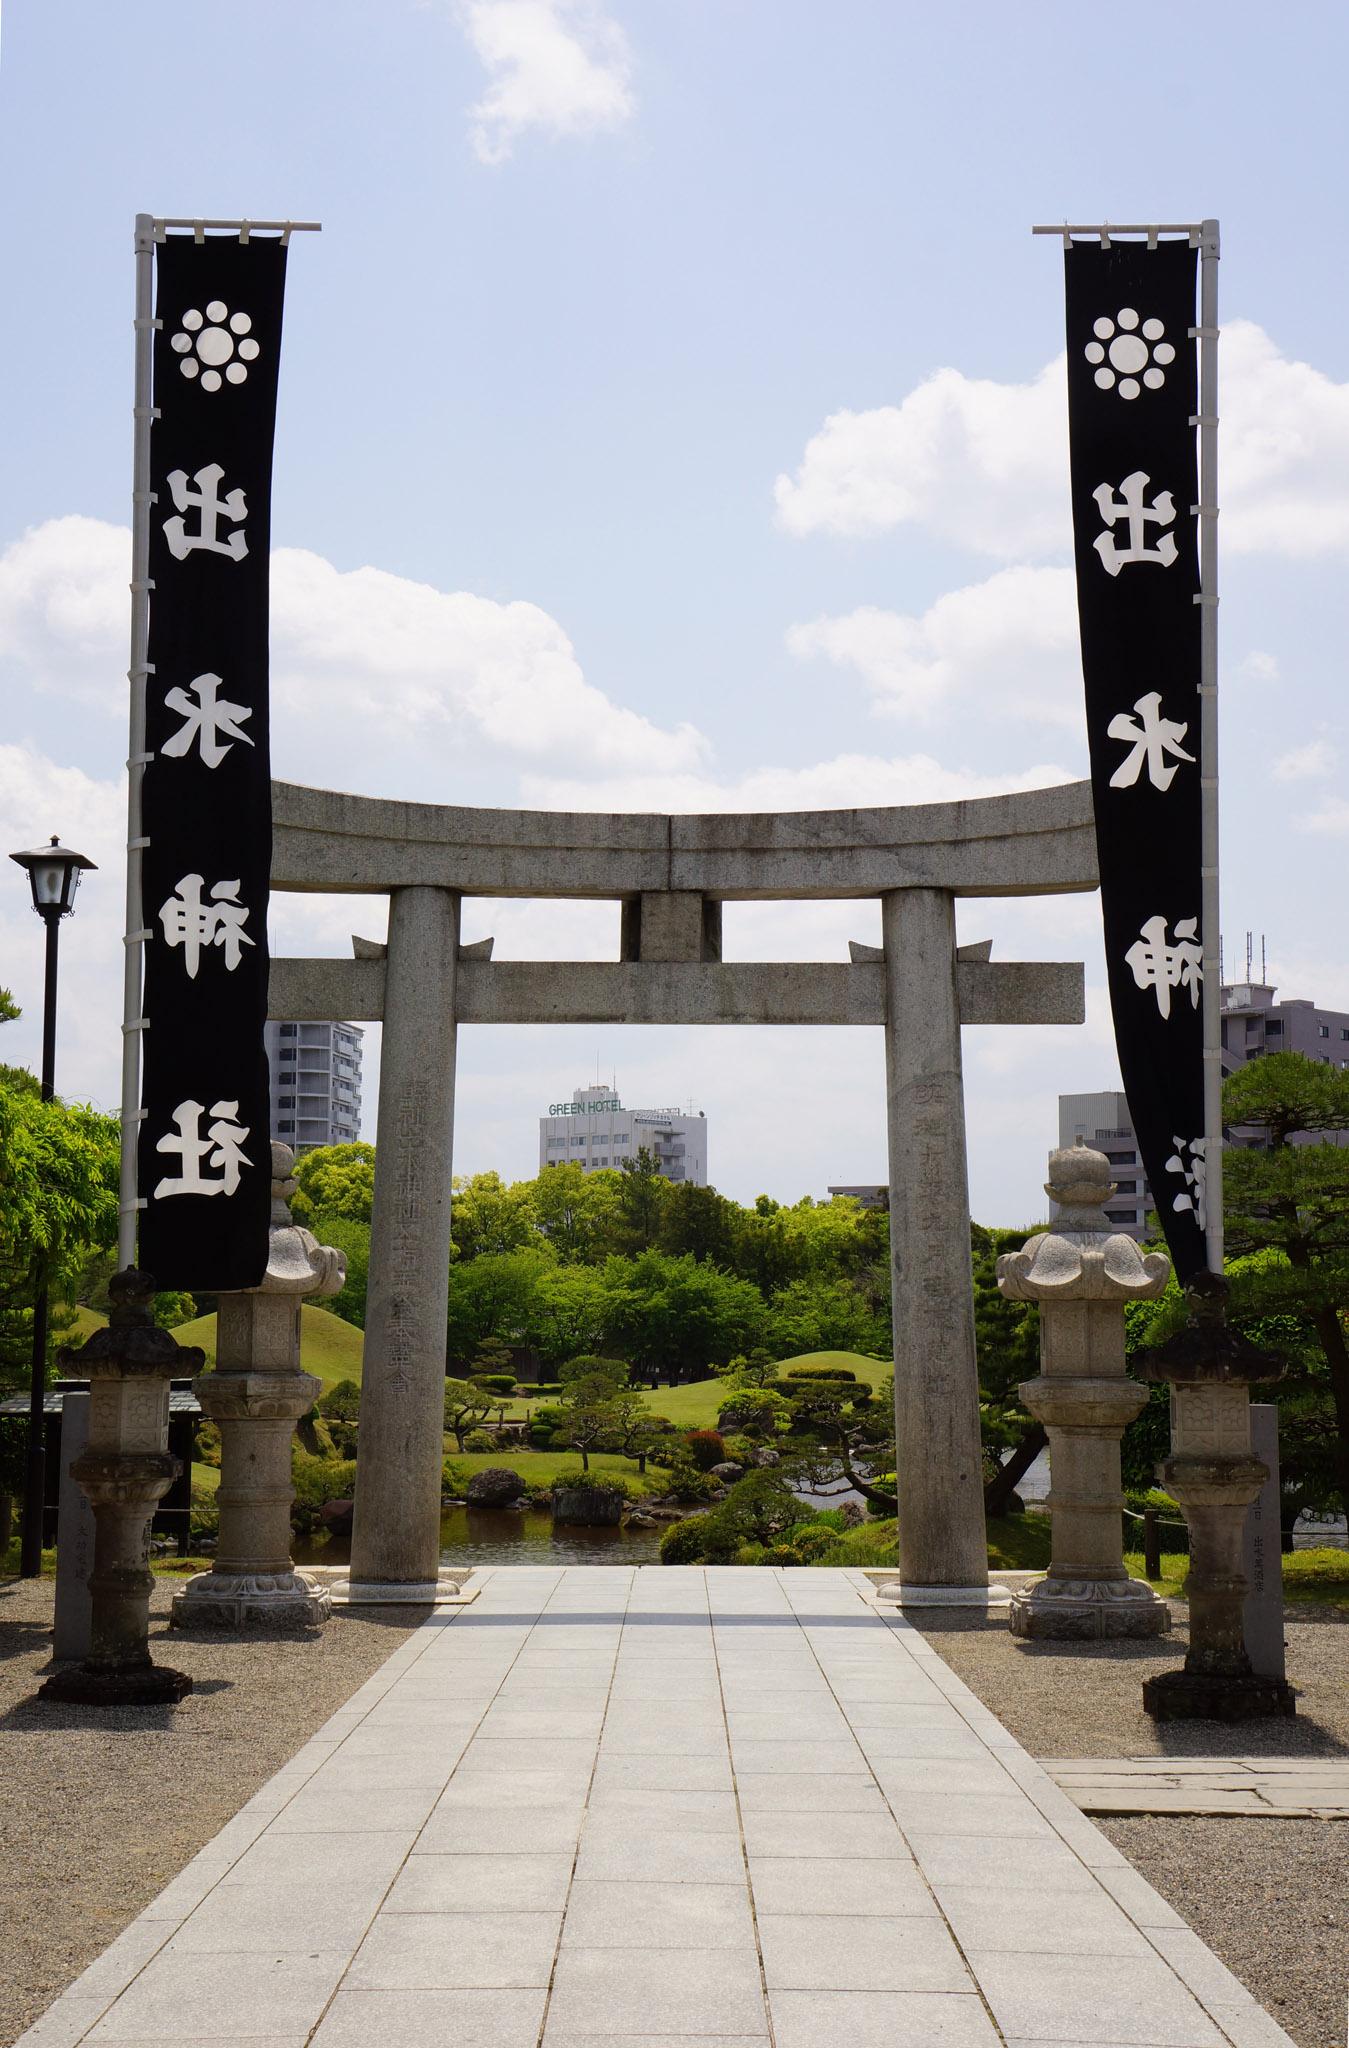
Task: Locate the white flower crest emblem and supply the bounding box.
[1084,308,1175,401]
[171,301,261,393]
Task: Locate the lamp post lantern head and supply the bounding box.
[10,836,97,919]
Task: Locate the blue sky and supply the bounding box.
[2,0,1346,1218]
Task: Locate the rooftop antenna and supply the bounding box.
[1261,934,1267,981]
[1245,930,1253,979]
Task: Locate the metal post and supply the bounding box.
[1197,220,1223,1273]
[20,914,61,1577]
[118,213,155,1271]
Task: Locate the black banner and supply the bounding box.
[1064,239,1207,1280]
[139,236,288,1290]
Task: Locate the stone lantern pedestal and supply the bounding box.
[39,1270,201,1706]
[1142,1274,1295,1721]
[997,1140,1172,1641]
[171,1144,345,1632]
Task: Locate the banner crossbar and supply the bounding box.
[1033,222,1214,248]
[153,218,322,244]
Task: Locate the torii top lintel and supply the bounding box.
[270,778,1098,901]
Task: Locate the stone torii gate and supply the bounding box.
[267,776,1097,1595]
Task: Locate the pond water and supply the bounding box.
[295,1504,667,1570]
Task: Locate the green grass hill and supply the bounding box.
[173,1303,364,1389]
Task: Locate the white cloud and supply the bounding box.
[270,546,703,773]
[0,516,132,705]
[0,744,127,1111]
[521,745,1075,815]
[1299,794,1349,836]
[1272,738,1339,782]
[774,357,1066,555]
[785,566,1082,729]
[459,0,634,165]
[775,320,1349,561]
[0,518,707,779]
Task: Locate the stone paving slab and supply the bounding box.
[1043,1758,1349,1817]
[17,1565,1301,2048]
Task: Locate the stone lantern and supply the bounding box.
[171,1143,345,1631]
[1141,1272,1295,1720]
[996,1139,1171,1640]
[39,1268,201,1705]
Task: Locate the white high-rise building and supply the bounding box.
[539,1083,708,1185]
[266,1020,364,1153]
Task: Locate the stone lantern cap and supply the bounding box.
[997,1138,1170,1304]
[56,1267,205,1382]
[261,1142,346,1301]
[1142,1270,1286,1387]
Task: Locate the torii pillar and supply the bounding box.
[881,889,990,1594]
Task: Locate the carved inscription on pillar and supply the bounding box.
[384,1095,429,1394]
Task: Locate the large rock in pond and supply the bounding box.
[466,1467,526,1508]
[553,1483,624,1527]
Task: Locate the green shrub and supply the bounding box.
[326,1417,359,1458]
[291,1451,358,1507]
[463,1429,498,1452]
[528,1382,563,1397]
[663,1457,719,1503]
[319,1378,362,1421]
[195,1420,222,1469]
[792,1527,842,1560]
[291,1451,358,1534]
[1283,1548,1349,1589]
[660,1517,711,1564]
[189,1481,219,1543]
[814,1517,899,1568]
[470,1374,517,1395]
[784,1365,856,1382]
[764,1541,805,1565]
[683,1429,726,1471]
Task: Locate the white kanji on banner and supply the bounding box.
[170,301,261,393]
[1107,692,1196,792]
[1124,914,1203,1019]
[1092,471,1179,575]
[158,875,254,979]
[1165,1135,1208,1231]
[163,464,249,563]
[1084,309,1176,400]
[161,674,254,769]
[154,1100,252,1199]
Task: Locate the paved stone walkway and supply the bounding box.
[21,1567,1298,2048]
[1044,1757,1349,1818]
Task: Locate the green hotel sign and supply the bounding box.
[549,1097,623,1116]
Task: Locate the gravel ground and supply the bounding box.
[0,1577,416,2048]
[919,1602,1349,2048]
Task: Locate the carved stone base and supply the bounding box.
[308,1567,476,1609]
[872,1581,1015,1613]
[1010,1575,1170,1641]
[1143,1667,1296,1722]
[39,1658,192,1706]
[169,1569,332,1632]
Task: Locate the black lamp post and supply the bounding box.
[8,836,97,1577]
